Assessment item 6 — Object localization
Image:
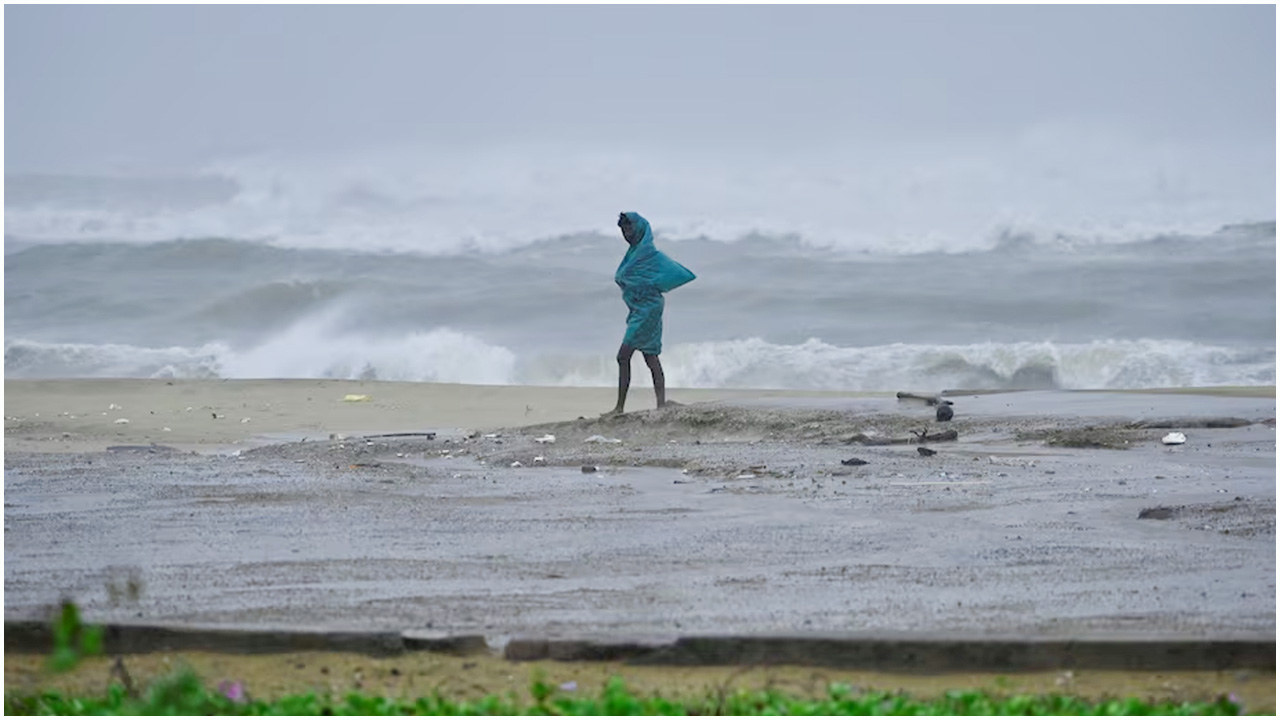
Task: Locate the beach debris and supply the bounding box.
[936,404,954,422]
[240,417,251,423]
[342,394,371,402]
[510,461,523,468]
[584,435,622,444]
[162,427,171,432]
[329,433,347,441]
[735,473,757,480]
[185,407,193,412]
[534,434,556,444]
[363,432,437,440]
[1161,432,1187,445]
[533,456,546,465]
[1138,506,1177,520]
[841,457,869,466]
[108,403,123,410]
[483,433,501,439]
[113,418,130,425]
[917,446,937,457]
[581,465,598,473]
[848,429,957,445]
[212,413,222,419]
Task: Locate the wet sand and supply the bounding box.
[4,380,1275,708]
[3,379,863,454]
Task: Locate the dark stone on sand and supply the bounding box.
[936,405,954,422]
[1139,506,1178,520]
[841,457,869,466]
[917,447,937,457]
[581,465,598,474]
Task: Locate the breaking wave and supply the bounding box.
[7,332,1272,392]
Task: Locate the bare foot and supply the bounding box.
[601,408,625,418]
[658,400,684,409]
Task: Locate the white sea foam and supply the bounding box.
[5,126,1272,256]
[8,331,1272,391]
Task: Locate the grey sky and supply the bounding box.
[5,4,1275,172]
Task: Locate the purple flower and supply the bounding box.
[559,681,578,692]
[218,680,245,703]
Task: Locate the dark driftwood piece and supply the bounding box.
[359,432,438,440]
[846,429,958,445]
[896,391,954,406]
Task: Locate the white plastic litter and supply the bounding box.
[535,434,556,444]
[584,435,622,444]
[533,456,546,464]
[510,461,523,468]
[113,418,129,425]
[1162,432,1187,445]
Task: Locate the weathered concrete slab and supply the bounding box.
[7,620,1274,672]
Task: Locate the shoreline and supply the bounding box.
[4,379,1273,454]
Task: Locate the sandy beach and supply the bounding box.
[3,379,869,454]
[6,378,1275,642]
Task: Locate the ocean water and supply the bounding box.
[4,144,1275,391]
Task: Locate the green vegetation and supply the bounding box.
[5,671,1247,715]
[47,600,104,672]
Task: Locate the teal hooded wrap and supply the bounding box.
[614,212,696,355]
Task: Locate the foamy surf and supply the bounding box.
[6,334,1272,392]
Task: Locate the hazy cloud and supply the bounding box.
[5,4,1275,172]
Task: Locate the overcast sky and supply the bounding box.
[5,4,1275,173]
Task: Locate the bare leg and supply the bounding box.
[644,353,666,408]
[605,344,635,416]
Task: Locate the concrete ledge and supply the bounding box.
[6,621,1274,672]
[505,637,674,663]
[628,636,1277,672]
[5,621,405,657]
[401,630,489,656]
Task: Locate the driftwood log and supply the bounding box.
[896,391,954,406]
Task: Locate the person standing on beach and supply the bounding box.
[605,212,696,416]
